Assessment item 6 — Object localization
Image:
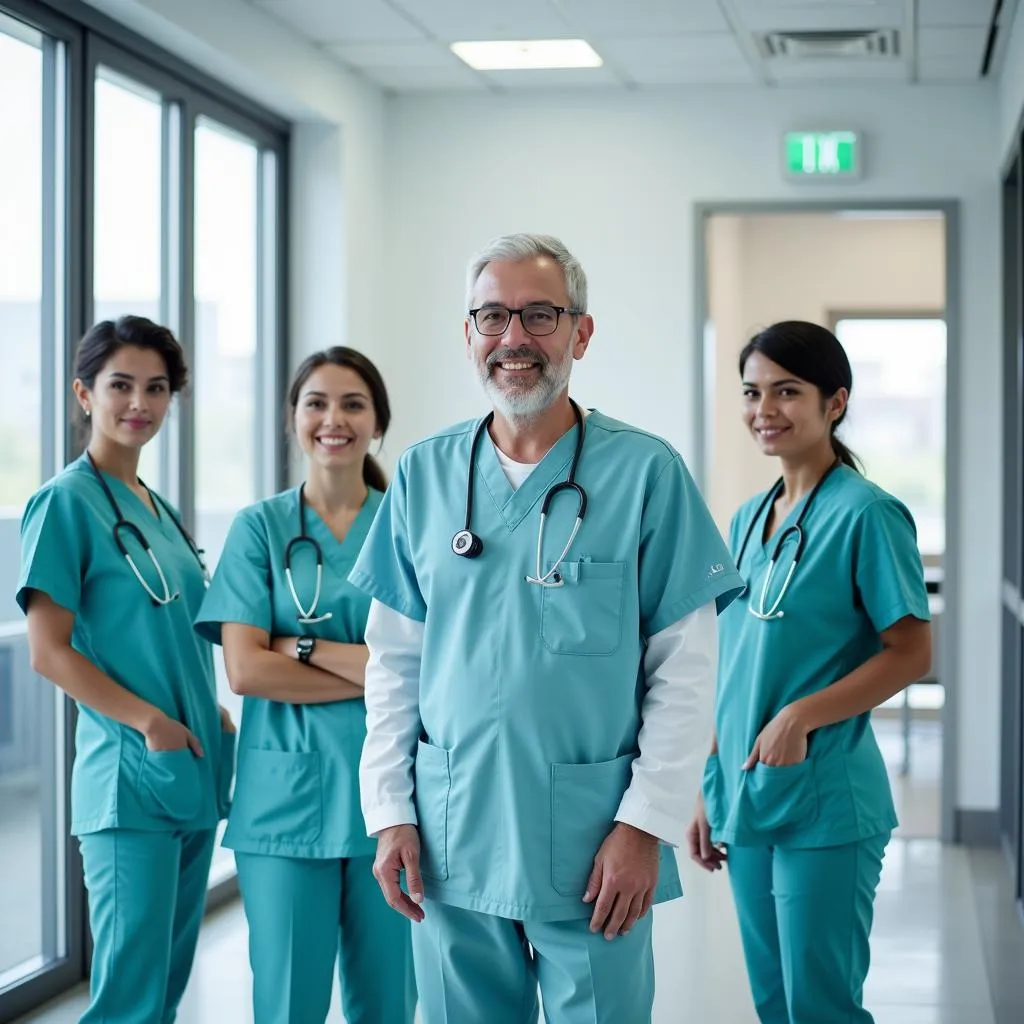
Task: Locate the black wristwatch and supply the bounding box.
[296,636,316,665]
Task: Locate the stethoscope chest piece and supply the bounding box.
[454,400,588,587]
[451,529,483,558]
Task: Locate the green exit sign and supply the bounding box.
[784,131,861,180]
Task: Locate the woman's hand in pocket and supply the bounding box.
[743,706,808,769]
[686,794,727,872]
[142,711,204,756]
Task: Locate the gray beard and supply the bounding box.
[478,350,574,423]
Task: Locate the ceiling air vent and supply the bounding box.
[760,29,900,60]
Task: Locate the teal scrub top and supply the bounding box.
[349,411,744,922]
[16,455,228,836]
[704,466,930,850]
[194,487,383,860]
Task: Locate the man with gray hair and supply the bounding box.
[349,234,742,1022]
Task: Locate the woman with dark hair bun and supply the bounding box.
[687,320,933,1023]
[195,347,415,1024]
[17,315,236,1023]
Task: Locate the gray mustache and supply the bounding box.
[486,347,548,368]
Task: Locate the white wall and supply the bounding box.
[706,213,945,531]
[382,84,1001,813]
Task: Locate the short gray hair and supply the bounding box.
[465,233,588,313]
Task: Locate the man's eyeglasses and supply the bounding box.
[468,304,582,338]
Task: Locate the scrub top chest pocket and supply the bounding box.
[540,560,625,656]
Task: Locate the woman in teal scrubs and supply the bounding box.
[18,316,235,1024]
[687,321,933,1024]
[195,347,415,1024]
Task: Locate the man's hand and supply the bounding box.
[372,824,426,923]
[218,705,236,734]
[583,822,660,940]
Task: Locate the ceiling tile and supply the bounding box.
[327,41,455,69]
[917,26,988,61]
[732,0,906,32]
[558,0,730,35]
[627,62,760,85]
[917,58,983,81]
[361,64,488,91]
[388,0,572,41]
[253,0,425,43]
[916,0,996,28]
[480,66,623,89]
[766,57,910,82]
[596,33,747,67]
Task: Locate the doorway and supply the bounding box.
[695,203,958,842]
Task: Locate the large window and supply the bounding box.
[93,68,166,487]
[0,1,287,1017]
[834,317,947,558]
[0,12,75,1013]
[194,117,269,885]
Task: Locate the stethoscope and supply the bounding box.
[451,400,588,588]
[284,485,333,624]
[735,461,841,620]
[86,452,210,606]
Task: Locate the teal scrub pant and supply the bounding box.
[726,832,890,1024]
[411,899,655,1024]
[79,827,217,1024]
[235,852,416,1024]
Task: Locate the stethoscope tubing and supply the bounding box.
[734,461,841,620]
[86,451,208,606]
[456,401,588,587]
[285,485,334,624]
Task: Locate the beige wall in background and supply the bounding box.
[706,212,946,533]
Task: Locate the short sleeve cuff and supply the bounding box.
[16,578,79,617]
[643,571,745,637]
[194,604,273,646]
[348,570,427,623]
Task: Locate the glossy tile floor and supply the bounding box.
[18,842,1023,1024]
[16,716,1024,1023]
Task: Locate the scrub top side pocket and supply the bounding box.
[740,759,819,834]
[137,748,204,824]
[413,740,451,881]
[230,749,323,844]
[540,560,625,656]
[701,754,726,834]
[550,750,635,896]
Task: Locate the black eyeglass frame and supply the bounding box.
[467,304,584,337]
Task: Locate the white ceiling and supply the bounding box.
[248,0,999,93]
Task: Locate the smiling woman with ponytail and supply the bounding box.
[687,319,932,1024]
[194,346,415,1024]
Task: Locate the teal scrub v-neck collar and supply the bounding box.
[300,486,379,563]
[475,416,581,532]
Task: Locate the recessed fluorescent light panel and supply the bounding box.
[451,39,602,71]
